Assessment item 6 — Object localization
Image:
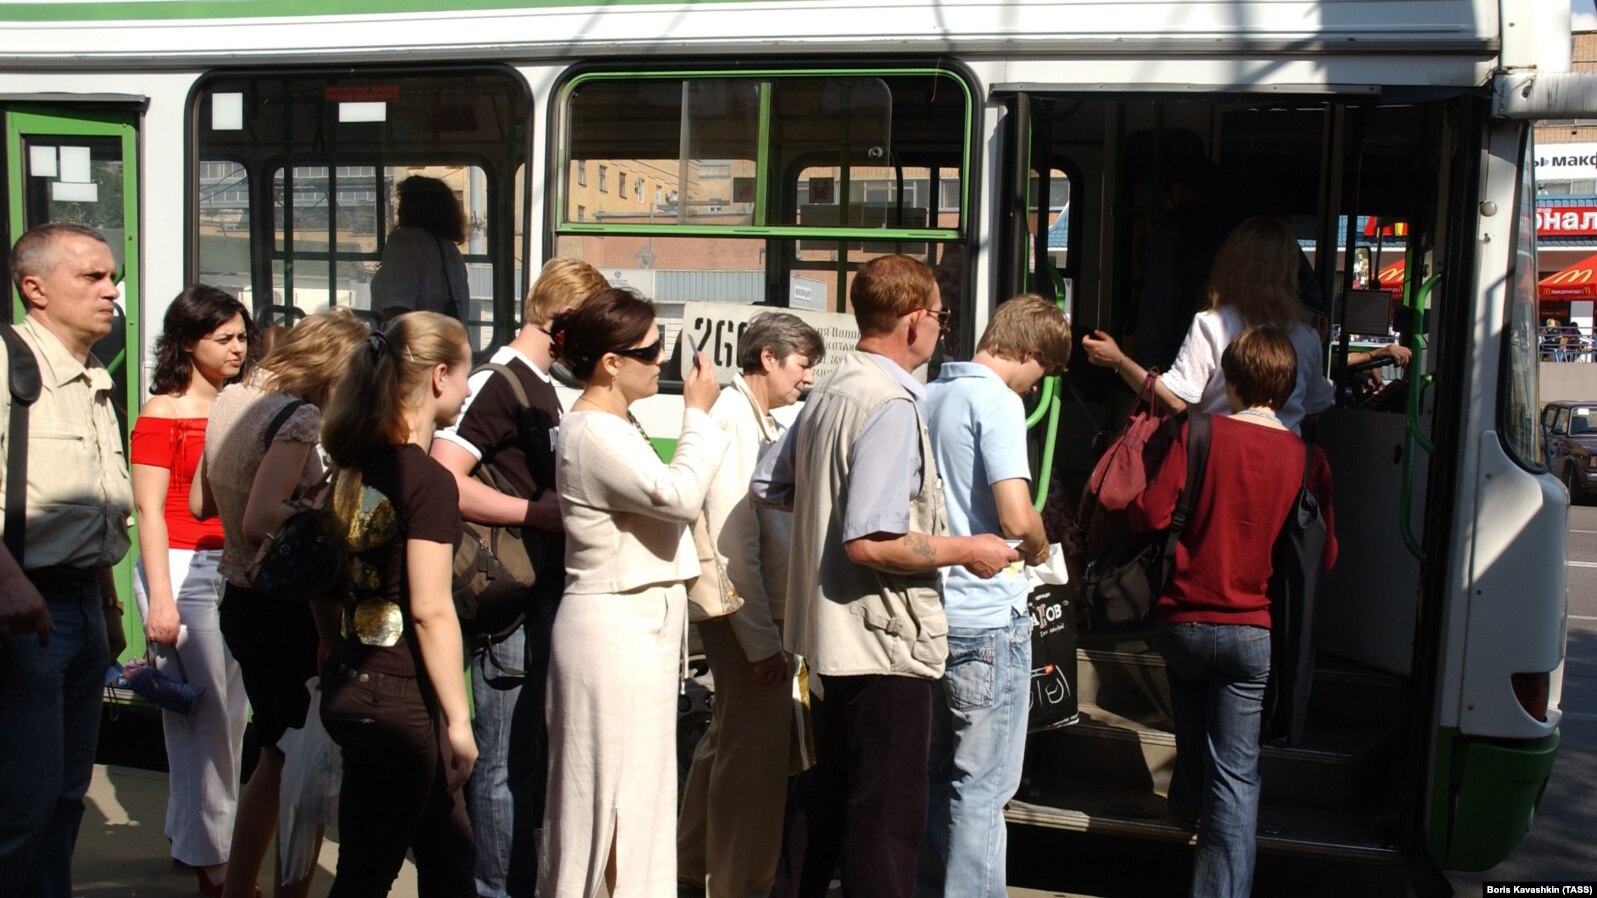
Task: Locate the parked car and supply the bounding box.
[1541,400,1597,504]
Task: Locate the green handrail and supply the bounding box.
[1027,263,1070,510]
[1399,271,1442,560]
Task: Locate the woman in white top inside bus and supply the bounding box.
[130,285,253,897]
[539,288,727,898]
[1081,215,1335,432]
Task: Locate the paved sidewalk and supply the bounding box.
[75,763,1079,898]
[75,764,417,898]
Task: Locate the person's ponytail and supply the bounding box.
[321,312,467,548]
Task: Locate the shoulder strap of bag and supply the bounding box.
[1161,412,1212,574]
[434,235,461,320]
[472,362,530,412]
[261,398,310,453]
[468,362,533,495]
[1,323,41,567]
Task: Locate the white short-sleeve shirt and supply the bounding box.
[1159,306,1334,433]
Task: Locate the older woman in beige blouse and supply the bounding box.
[538,288,726,898]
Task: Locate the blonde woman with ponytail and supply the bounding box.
[317,312,478,898]
[194,306,368,898]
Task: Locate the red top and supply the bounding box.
[130,416,225,551]
[1130,415,1337,628]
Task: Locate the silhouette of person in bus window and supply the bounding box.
[1133,157,1322,372]
[370,176,471,326]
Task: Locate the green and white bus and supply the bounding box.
[0,0,1579,882]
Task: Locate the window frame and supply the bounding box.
[184,63,536,348]
[547,63,979,246]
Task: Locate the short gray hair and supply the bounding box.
[10,223,108,294]
[737,312,825,373]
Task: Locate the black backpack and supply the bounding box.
[1,323,41,567]
[1261,438,1329,745]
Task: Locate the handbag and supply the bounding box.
[686,510,743,623]
[1082,413,1211,629]
[1078,369,1177,552]
[1261,437,1330,746]
[122,645,205,717]
[248,399,340,600]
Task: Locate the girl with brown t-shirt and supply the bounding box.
[317,312,477,898]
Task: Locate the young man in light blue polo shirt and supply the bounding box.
[919,294,1072,898]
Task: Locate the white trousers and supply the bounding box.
[133,549,248,867]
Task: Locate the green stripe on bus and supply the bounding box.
[0,0,751,23]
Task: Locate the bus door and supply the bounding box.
[3,104,144,660]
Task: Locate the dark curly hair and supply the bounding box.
[547,287,657,382]
[149,284,255,396]
[396,176,467,244]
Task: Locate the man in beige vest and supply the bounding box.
[0,223,135,898]
[754,254,1016,898]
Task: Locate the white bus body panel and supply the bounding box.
[0,0,1501,66]
[1433,120,1565,741]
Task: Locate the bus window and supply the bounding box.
[192,68,531,349]
[556,68,974,362]
[197,160,251,297]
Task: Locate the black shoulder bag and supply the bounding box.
[1261,437,1329,745]
[1,324,40,568]
[1084,413,1211,629]
[248,399,340,600]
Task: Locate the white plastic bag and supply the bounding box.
[277,676,341,885]
[1025,542,1070,590]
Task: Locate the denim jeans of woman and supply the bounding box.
[1153,621,1271,898]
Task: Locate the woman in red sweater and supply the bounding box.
[1130,325,1337,898]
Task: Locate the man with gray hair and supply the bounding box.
[0,223,134,897]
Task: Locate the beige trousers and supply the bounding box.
[676,618,793,898]
[539,583,686,898]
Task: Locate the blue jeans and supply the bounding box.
[917,609,1032,898]
[1153,621,1271,898]
[466,597,555,898]
[0,580,107,898]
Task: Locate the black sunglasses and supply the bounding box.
[611,338,664,364]
[927,307,953,333]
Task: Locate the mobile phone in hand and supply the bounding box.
[687,330,704,369]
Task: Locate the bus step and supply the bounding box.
[1006,777,1401,863]
[1028,702,1391,812]
[1076,645,1410,734]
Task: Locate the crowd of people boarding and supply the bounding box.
[0,198,1334,898]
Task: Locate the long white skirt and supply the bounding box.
[538,582,686,898]
[132,549,248,867]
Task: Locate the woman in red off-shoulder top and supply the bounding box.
[129,285,254,898]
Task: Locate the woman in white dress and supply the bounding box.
[538,288,726,898]
[1081,216,1334,433]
